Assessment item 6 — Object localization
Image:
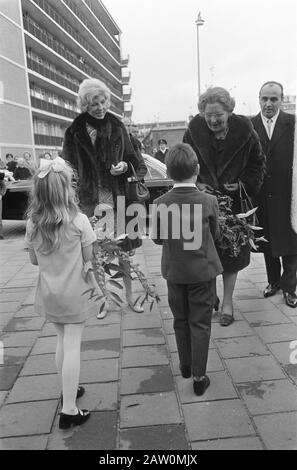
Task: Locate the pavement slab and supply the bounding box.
[0,435,49,450]
[75,382,118,411]
[0,400,58,437]
[123,328,165,347]
[176,371,238,404]
[119,424,189,450]
[122,345,169,368]
[48,411,117,450]
[80,358,119,383]
[215,336,269,359]
[122,314,162,330]
[31,336,57,355]
[83,324,121,341]
[120,365,175,395]
[3,347,31,366]
[192,436,264,450]
[242,309,291,327]
[81,338,120,360]
[6,373,60,403]
[20,354,56,376]
[225,355,286,382]
[253,412,297,450]
[120,392,182,428]
[254,324,297,343]
[0,364,23,390]
[237,380,297,415]
[211,320,254,339]
[182,399,255,441]
[1,330,39,348]
[3,316,45,332]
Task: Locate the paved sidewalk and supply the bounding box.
[1,221,297,450]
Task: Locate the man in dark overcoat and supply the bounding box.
[251,81,297,307]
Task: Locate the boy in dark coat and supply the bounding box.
[151,143,222,396]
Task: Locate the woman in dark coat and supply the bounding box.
[62,78,144,316]
[184,87,266,326]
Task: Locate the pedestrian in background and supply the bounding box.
[25,156,97,429]
[5,153,17,173]
[251,81,297,308]
[151,143,223,396]
[13,158,32,180]
[154,138,168,163]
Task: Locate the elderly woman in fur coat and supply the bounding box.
[184,87,266,326]
[62,78,144,317]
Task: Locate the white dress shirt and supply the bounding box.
[260,110,280,140]
[173,183,197,189]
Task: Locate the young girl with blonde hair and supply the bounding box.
[25,156,97,429]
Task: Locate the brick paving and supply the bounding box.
[0,220,297,450]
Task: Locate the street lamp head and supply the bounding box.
[196,12,205,26]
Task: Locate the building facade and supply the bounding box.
[139,120,188,155]
[281,95,296,115]
[0,0,131,161]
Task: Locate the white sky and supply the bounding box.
[103,0,297,123]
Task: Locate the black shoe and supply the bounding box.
[61,386,85,406]
[214,296,220,312]
[283,292,297,308]
[193,375,210,396]
[263,283,280,298]
[180,365,191,378]
[59,408,90,429]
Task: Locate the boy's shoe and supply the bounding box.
[180,365,191,378]
[59,408,90,430]
[193,375,210,396]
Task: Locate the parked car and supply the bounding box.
[2,154,173,220]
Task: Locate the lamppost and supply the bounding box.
[195,12,205,100]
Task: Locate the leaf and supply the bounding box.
[94,295,104,301]
[82,288,94,296]
[99,302,105,313]
[104,265,111,275]
[108,263,122,272]
[108,280,123,290]
[111,272,124,279]
[110,291,124,304]
[249,238,258,250]
[248,226,263,230]
[149,301,154,312]
[255,236,268,243]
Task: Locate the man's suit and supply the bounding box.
[151,186,222,376]
[251,111,297,294]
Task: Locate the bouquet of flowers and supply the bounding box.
[82,215,160,314]
[214,190,267,257]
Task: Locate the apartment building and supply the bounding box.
[0,0,132,161]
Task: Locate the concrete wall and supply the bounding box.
[0,0,34,161]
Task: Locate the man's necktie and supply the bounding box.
[267,119,272,139]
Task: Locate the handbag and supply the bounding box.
[238,179,258,226]
[126,162,150,203]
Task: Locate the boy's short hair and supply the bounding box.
[165,143,198,181]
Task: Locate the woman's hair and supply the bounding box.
[27,161,79,254]
[198,87,235,113]
[165,143,198,181]
[77,78,111,112]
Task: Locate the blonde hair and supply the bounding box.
[77,78,111,112]
[27,161,79,254]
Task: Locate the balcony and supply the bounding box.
[27,57,79,93]
[31,96,79,119]
[23,17,122,95]
[121,71,131,85]
[34,134,64,146]
[123,90,132,102]
[121,55,129,67]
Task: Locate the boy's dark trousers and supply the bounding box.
[167,279,215,378]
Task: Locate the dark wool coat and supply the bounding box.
[183,113,266,212]
[62,112,139,212]
[251,111,297,257]
[154,149,168,164]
